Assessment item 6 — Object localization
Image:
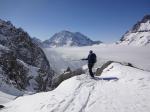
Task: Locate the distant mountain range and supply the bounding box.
[32,15,150,47]
[117,15,150,46]
[32,31,102,47]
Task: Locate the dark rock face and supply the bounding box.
[0,19,54,92]
[0,105,4,109]
[96,61,113,76]
[31,37,44,48]
[0,48,29,90]
[141,15,150,23]
[51,68,84,89]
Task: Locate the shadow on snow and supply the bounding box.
[94,77,119,81]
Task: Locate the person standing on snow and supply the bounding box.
[81,50,97,78]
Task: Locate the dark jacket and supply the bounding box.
[83,53,97,64]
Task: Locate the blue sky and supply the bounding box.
[0,0,150,42]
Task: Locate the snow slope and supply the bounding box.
[2,63,150,112]
[0,91,16,105]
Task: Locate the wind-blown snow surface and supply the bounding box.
[2,63,150,112]
[0,92,16,105]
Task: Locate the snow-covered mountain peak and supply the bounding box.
[43,30,102,47]
[58,30,72,34]
[131,15,150,32]
[118,15,150,46]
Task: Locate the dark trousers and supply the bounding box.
[88,63,94,77]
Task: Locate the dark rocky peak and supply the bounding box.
[141,15,150,23]
[131,14,150,33]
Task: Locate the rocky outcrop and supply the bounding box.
[95,61,113,76]
[0,47,28,90]
[0,19,54,92]
[0,105,4,109]
[31,37,44,48]
[51,67,84,89]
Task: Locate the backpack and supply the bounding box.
[92,53,97,63]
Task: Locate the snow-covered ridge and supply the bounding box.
[43,30,102,47]
[132,15,150,32]
[118,15,150,46]
[2,63,150,112]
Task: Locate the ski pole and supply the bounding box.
[71,60,81,61]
